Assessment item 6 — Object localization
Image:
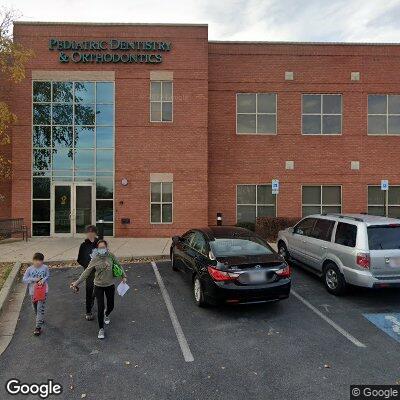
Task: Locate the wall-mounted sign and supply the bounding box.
[272,179,280,195]
[381,179,389,191]
[49,38,172,64]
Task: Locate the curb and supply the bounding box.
[0,262,22,315]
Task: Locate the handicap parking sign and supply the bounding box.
[381,180,389,191]
[272,179,279,194]
[364,313,400,343]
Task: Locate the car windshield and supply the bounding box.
[210,237,273,257]
[368,225,400,250]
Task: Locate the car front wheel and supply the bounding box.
[323,263,346,296]
[193,275,207,307]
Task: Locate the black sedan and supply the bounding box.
[170,226,291,306]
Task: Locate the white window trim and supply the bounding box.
[367,94,400,136]
[150,181,173,224]
[367,184,400,217]
[236,93,277,135]
[150,80,173,123]
[301,185,342,217]
[301,94,343,136]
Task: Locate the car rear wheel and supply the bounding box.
[323,263,346,296]
[171,251,179,271]
[193,275,207,307]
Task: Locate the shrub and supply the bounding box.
[235,222,255,232]
[255,216,301,242]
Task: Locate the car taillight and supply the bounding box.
[276,265,291,278]
[356,253,370,269]
[207,266,239,281]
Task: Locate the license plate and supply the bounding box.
[388,257,400,267]
[248,271,265,283]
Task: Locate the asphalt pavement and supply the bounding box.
[0,261,399,400]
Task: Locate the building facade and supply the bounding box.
[1,22,400,237]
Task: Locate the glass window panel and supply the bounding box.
[52,82,73,103]
[33,82,51,103]
[368,206,386,217]
[96,200,113,222]
[151,82,161,102]
[323,95,341,114]
[74,126,94,148]
[162,82,172,101]
[388,207,400,218]
[303,186,321,204]
[237,205,256,224]
[302,206,321,217]
[257,114,276,133]
[101,223,114,236]
[368,186,385,205]
[32,178,50,199]
[389,187,400,205]
[322,186,341,204]
[151,102,161,121]
[162,183,173,202]
[237,114,256,133]
[52,126,73,148]
[53,148,73,170]
[388,95,400,114]
[303,115,321,134]
[388,116,400,134]
[75,149,94,171]
[303,95,321,114]
[53,171,73,178]
[75,104,95,125]
[162,204,172,223]
[96,177,113,199]
[74,172,94,178]
[322,206,341,214]
[237,94,256,113]
[96,104,114,125]
[33,171,51,177]
[96,127,113,148]
[33,149,51,171]
[96,150,113,171]
[96,82,114,104]
[368,115,387,134]
[151,204,161,223]
[368,95,387,114]
[322,115,341,134]
[237,185,256,204]
[33,126,51,148]
[33,104,51,125]
[52,104,73,125]
[162,102,172,122]
[257,94,276,114]
[32,223,50,236]
[33,200,50,221]
[74,82,95,103]
[257,185,274,204]
[151,183,161,202]
[257,205,275,217]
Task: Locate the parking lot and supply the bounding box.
[0,260,400,400]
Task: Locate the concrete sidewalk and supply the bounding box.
[0,237,172,263]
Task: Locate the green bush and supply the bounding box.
[255,216,300,242]
[235,222,256,232]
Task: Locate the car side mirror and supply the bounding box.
[172,236,181,245]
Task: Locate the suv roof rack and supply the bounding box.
[320,213,364,222]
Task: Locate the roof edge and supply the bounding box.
[13,21,208,27]
[209,40,400,46]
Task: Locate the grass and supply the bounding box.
[0,263,13,291]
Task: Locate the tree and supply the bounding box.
[0,7,33,201]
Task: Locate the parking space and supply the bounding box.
[0,261,400,400]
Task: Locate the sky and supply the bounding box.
[6,0,400,42]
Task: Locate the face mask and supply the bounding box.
[98,248,108,255]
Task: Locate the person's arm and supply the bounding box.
[22,267,36,284]
[40,266,50,284]
[77,243,84,267]
[73,261,96,286]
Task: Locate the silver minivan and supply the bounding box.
[277,213,400,295]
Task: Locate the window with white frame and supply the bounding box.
[302,186,342,217]
[237,184,276,224]
[150,81,173,122]
[368,95,400,135]
[368,185,400,218]
[150,182,173,223]
[237,93,276,134]
[302,94,342,134]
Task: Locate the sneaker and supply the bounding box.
[85,313,94,321]
[104,312,110,325]
[98,328,105,339]
[33,327,41,336]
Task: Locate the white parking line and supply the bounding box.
[151,262,194,362]
[291,289,366,348]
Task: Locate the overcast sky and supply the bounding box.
[6,0,400,42]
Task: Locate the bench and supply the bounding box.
[0,218,29,242]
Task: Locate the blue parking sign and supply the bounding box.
[381,180,389,191]
[272,179,279,194]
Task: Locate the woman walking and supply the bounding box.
[70,240,127,339]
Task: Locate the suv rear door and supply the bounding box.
[368,224,400,277]
[290,217,317,264]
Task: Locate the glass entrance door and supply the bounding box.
[52,183,94,236]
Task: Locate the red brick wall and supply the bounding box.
[208,42,400,225]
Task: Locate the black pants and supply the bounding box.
[94,285,115,329]
[85,269,95,314]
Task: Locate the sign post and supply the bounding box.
[381,180,389,217]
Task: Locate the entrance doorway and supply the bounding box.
[51,182,95,236]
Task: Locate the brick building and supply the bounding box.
[1,21,400,237]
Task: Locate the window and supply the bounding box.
[335,222,357,247]
[210,237,274,257]
[302,186,342,217]
[368,225,400,250]
[302,94,342,134]
[368,95,400,135]
[368,185,400,218]
[150,182,173,223]
[237,184,276,224]
[150,81,172,122]
[310,219,335,241]
[237,93,276,134]
[294,218,317,236]
[191,232,208,256]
